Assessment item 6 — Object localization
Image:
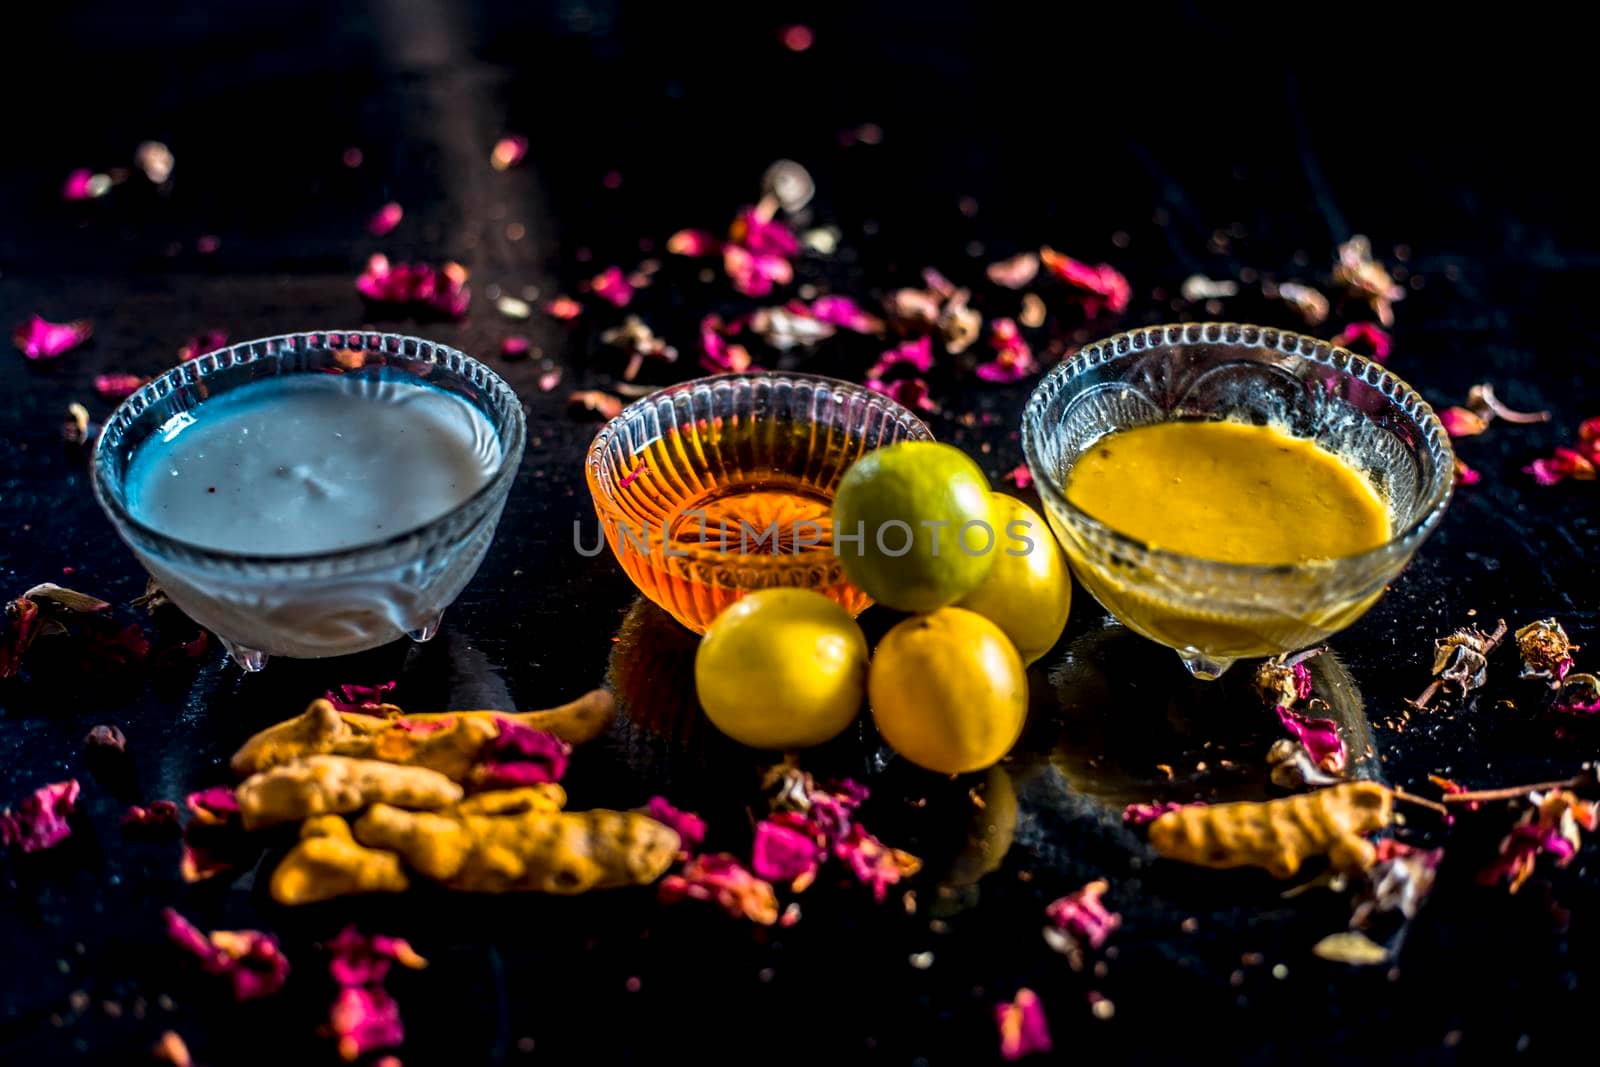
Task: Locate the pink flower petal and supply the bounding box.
[1525,447,1596,486]
[1440,406,1489,438]
[538,367,563,392]
[723,245,792,297]
[122,800,182,833]
[500,335,532,360]
[162,908,290,1002]
[700,313,756,373]
[643,797,706,855]
[590,266,634,308]
[867,335,934,379]
[667,229,720,256]
[987,253,1040,289]
[325,681,397,711]
[833,824,920,902]
[751,819,821,885]
[1004,464,1033,490]
[95,373,147,400]
[974,318,1037,383]
[491,135,529,171]
[1332,322,1393,362]
[62,169,109,201]
[1274,705,1346,773]
[866,376,936,412]
[809,295,883,334]
[729,207,799,258]
[469,718,570,789]
[995,988,1052,1061]
[330,986,405,1061]
[1454,457,1482,486]
[355,256,469,319]
[545,296,583,320]
[368,202,404,237]
[326,926,427,987]
[179,330,229,362]
[1044,880,1120,950]
[184,786,241,826]
[1122,800,1196,826]
[658,853,780,925]
[1039,248,1130,314]
[13,315,93,360]
[0,779,80,852]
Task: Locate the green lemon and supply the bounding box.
[956,493,1072,665]
[831,441,997,612]
[695,589,869,749]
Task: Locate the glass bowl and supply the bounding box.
[91,331,526,671]
[1021,322,1455,680]
[585,371,934,633]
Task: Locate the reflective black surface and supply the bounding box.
[3,3,1598,1063]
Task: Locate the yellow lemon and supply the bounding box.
[955,493,1072,665]
[695,589,868,749]
[832,441,997,612]
[868,608,1027,774]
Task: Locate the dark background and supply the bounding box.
[3,2,1598,1064]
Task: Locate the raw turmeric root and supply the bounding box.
[229,689,615,777]
[1147,782,1392,878]
[455,785,566,816]
[237,756,463,831]
[353,803,679,894]
[269,814,410,906]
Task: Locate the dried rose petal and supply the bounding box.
[326,926,427,987]
[63,168,111,201]
[1331,322,1393,362]
[1478,790,1598,892]
[1275,705,1346,773]
[867,335,934,380]
[1,597,42,679]
[0,779,80,852]
[491,135,529,171]
[866,376,936,412]
[468,717,570,788]
[179,330,229,362]
[94,373,147,400]
[975,318,1037,383]
[987,253,1040,289]
[643,797,706,855]
[751,819,822,887]
[355,256,469,319]
[667,229,720,256]
[1515,618,1577,686]
[500,335,531,360]
[368,202,404,237]
[1044,880,1120,950]
[1440,407,1489,438]
[723,244,793,297]
[1122,800,1194,826]
[995,988,1052,1061]
[162,908,290,1001]
[1039,248,1130,314]
[325,681,397,711]
[1004,464,1033,490]
[136,141,175,184]
[590,267,634,307]
[729,207,799,258]
[601,316,678,378]
[537,367,562,392]
[700,314,756,374]
[568,390,624,419]
[123,800,182,833]
[1275,282,1330,326]
[1019,293,1047,329]
[330,985,404,1062]
[152,1031,193,1066]
[834,824,921,902]
[185,786,241,826]
[14,315,93,360]
[659,853,780,925]
[85,723,127,751]
[809,295,884,335]
[1556,673,1600,716]
[545,296,583,320]
[1525,446,1596,486]
[1333,236,1405,327]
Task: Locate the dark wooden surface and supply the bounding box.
[3,3,1598,1063]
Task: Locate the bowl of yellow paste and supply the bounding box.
[1021,322,1455,680]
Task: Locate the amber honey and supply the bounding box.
[595,423,873,634]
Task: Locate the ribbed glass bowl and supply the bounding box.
[91,331,525,670]
[1021,322,1455,679]
[585,372,934,633]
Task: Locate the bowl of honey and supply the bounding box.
[1021,322,1455,680]
[585,371,934,633]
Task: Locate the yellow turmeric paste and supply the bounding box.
[1066,421,1389,564]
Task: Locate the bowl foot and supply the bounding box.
[1177,647,1234,681]
[406,612,444,643]
[221,638,268,673]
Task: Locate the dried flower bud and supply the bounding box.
[1515,618,1577,687]
[1266,739,1342,789]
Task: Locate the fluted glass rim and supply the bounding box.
[585,370,935,570]
[90,330,527,573]
[1020,321,1456,578]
